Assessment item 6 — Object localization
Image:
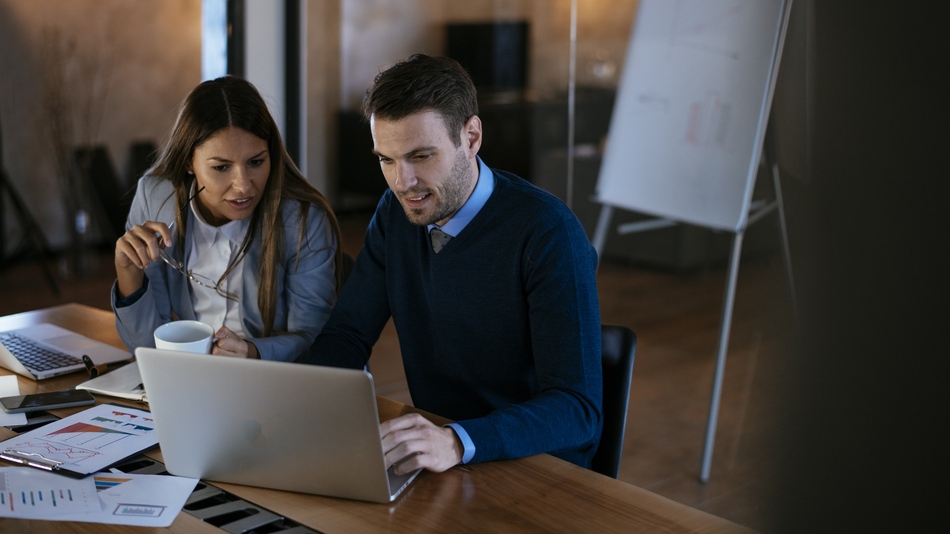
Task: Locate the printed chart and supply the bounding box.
[0,404,158,475]
[0,468,198,526]
[0,467,100,517]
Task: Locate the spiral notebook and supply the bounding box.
[76,362,147,403]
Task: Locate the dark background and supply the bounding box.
[767,3,943,532]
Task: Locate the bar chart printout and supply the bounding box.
[0,467,101,518]
[0,404,158,475]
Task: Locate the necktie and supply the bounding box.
[429,228,452,253]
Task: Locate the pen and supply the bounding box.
[82,354,112,378]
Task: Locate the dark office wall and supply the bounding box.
[0,0,200,250]
[768,2,942,532]
[446,22,529,93]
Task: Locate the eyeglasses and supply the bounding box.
[156,185,232,297]
[159,247,221,291]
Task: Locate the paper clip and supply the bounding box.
[1,449,64,471]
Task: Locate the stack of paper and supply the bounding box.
[0,467,198,527]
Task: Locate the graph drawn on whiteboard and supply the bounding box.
[670,0,752,59]
[595,0,786,232]
[1,404,158,475]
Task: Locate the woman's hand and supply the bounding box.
[211,326,260,359]
[115,221,172,298]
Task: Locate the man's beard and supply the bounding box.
[400,148,473,226]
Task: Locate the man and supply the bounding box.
[300,54,602,474]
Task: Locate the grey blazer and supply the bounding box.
[112,175,337,361]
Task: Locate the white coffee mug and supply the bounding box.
[153,320,214,354]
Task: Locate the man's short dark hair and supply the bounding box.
[363,54,479,147]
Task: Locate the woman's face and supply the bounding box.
[188,126,270,226]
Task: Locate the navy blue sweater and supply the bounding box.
[302,169,602,467]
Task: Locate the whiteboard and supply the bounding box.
[595,0,789,232]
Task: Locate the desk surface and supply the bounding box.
[1,304,755,533]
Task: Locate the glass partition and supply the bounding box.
[334,0,640,238]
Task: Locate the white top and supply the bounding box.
[187,199,249,338]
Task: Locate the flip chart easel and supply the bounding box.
[591,0,794,482]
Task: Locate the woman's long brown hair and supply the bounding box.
[147,75,344,336]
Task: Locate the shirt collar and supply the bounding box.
[428,156,494,237]
[190,196,250,245]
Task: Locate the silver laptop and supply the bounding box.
[135,347,422,503]
[0,323,132,380]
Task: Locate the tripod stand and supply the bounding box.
[0,111,60,296]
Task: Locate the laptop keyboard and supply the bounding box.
[0,332,83,372]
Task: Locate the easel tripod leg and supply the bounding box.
[763,119,797,321]
[770,158,797,321]
[700,231,744,483]
[0,169,60,296]
[592,204,613,266]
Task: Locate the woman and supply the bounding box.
[112,75,344,361]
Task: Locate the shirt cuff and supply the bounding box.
[115,276,149,308]
[445,422,475,464]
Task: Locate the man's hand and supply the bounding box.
[380,413,463,475]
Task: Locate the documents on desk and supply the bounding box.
[0,403,158,476]
[0,466,100,518]
[0,467,198,527]
[76,362,147,403]
[0,401,197,527]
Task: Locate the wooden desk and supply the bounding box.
[1,304,756,533]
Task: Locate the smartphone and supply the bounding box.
[0,389,96,413]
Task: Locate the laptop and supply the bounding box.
[0,323,132,380]
[135,347,423,503]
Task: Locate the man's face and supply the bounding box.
[371,110,481,227]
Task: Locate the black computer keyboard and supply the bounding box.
[0,332,83,372]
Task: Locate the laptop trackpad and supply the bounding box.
[44,334,100,353]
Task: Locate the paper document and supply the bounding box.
[0,467,198,527]
[0,403,158,476]
[61,471,198,526]
[76,362,147,402]
[0,466,101,518]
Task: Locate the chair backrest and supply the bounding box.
[591,324,637,478]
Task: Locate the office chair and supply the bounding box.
[591,324,637,479]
